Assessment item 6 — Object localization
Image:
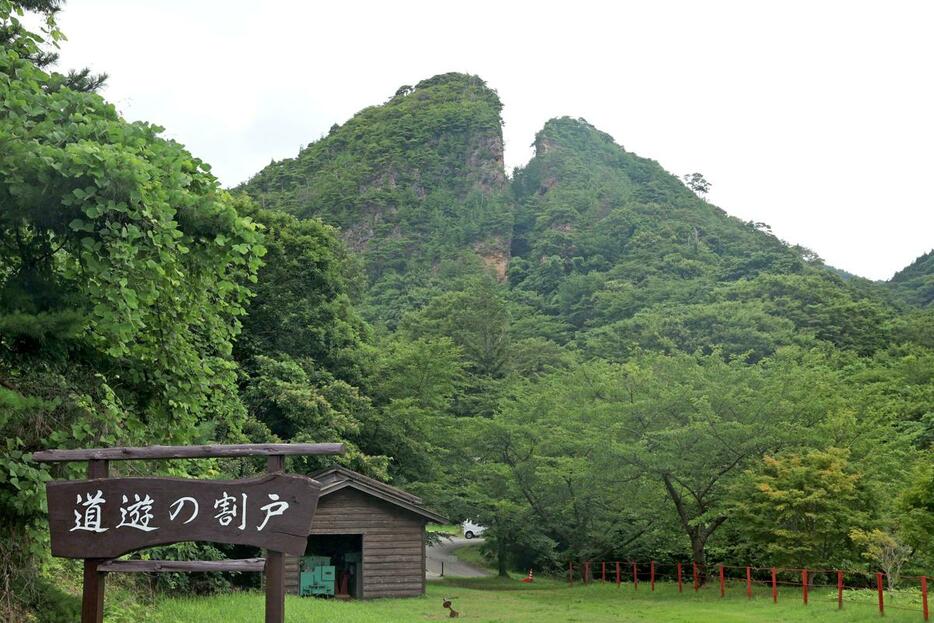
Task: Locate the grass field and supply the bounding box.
[146,577,926,622]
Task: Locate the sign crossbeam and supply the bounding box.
[32,442,343,462]
[99,558,267,573]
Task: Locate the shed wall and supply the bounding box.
[284,488,426,598]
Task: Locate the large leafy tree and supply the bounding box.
[898,465,934,567]
[0,3,263,615]
[401,277,510,417]
[446,350,860,576]
[360,334,463,483]
[453,364,671,573]
[729,448,870,568]
[234,205,369,385]
[608,351,843,569]
[232,205,387,475]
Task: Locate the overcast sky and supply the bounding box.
[51,1,932,280]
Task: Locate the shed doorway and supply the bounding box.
[303,534,363,599]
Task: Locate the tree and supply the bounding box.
[729,449,870,568]
[898,465,934,565]
[401,277,510,417]
[582,300,804,363]
[462,367,667,569]
[0,0,106,92]
[239,354,382,474]
[682,172,711,195]
[402,278,509,379]
[234,204,370,385]
[0,4,263,616]
[361,335,464,483]
[609,350,850,570]
[850,528,912,589]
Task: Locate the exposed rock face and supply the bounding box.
[534,135,559,155]
[468,133,507,194]
[475,238,509,282]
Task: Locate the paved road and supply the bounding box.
[426,536,491,578]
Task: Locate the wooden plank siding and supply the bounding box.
[284,488,428,599]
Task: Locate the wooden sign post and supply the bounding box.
[33,443,344,623]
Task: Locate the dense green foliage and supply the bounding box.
[240,76,931,583]
[510,117,895,358]
[240,73,512,327]
[730,448,870,568]
[2,2,931,619]
[889,250,934,307]
[0,2,267,617]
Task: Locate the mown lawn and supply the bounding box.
[145,577,926,622]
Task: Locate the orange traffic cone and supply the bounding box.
[521,569,534,583]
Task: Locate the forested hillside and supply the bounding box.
[2,3,931,619]
[240,73,933,579]
[889,250,934,307]
[509,117,894,358]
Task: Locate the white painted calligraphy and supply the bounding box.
[257,493,289,531]
[70,490,108,533]
[117,493,158,532]
[214,491,247,530]
[169,496,199,524]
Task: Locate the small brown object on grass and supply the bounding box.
[443,598,459,618]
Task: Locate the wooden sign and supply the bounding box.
[47,473,320,558]
[34,443,343,623]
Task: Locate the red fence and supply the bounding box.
[567,560,930,620]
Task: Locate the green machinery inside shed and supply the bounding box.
[300,535,362,598]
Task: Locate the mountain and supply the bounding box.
[508,117,895,356]
[239,73,512,320]
[509,116,805,304]
[889,250,934,307]
[240,73,895,356]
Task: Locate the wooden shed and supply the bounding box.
[284,466,447,599]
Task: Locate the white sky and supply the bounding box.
[50,0,932,280]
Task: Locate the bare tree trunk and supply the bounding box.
[497,539,509,577]
[662,473,726,586]
[691,531,708,584]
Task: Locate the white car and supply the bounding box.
[462,520,486,539]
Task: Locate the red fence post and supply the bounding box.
[602,561,606,583]
[802,568,808,606]
[693,562,699,592]
[584,561,590,585]
[569,561,573,587]
[633,562,638,590]
[922,576,929,621]
[771,567,778,604]
[876,572,884,616]
[651,560,655,592]
[677,563,683,593]
[837,570,843,610]
[719,564,725,598]
[746,566,752,599]
[616,561,621,587]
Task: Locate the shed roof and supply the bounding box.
[311,466,448,524]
